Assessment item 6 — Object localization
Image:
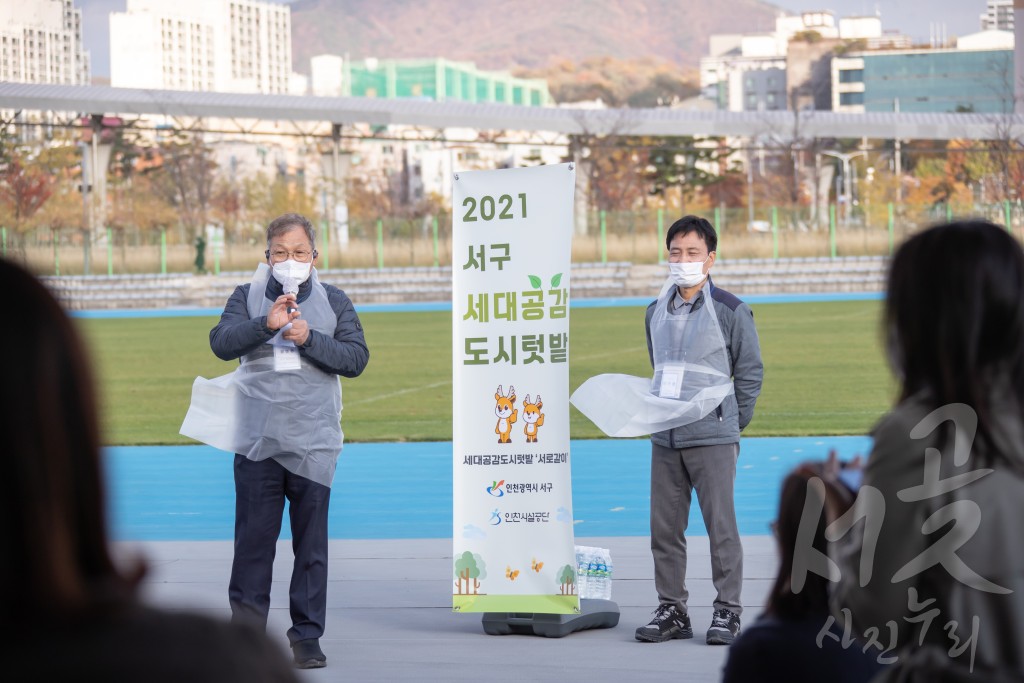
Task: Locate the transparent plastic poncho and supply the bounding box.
[180,264,344,487]
[570,278,734,438]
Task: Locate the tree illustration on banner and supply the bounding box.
[557,564,577,595]
[454,551,487,595]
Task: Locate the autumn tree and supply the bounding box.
[241,171,319,239]
[905,155,973,212]
[346,173,393,223]
[0,155,54,245]
[857,163,902,228]
[983,50,1024,204]
[346,168,438,245]
[702,170,748,209]
[108,174,179,269]
[211,177,243,240]
[645,136,739,212]
[572,135,650,212]
[35,183,83,237]
[149,132,217,237]
[0,133,89,261]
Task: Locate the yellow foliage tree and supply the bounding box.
[108,175,179,269]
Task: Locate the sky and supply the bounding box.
[78,0,990,79]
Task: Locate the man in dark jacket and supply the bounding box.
[209,213,369,669]
[634,215,763,647]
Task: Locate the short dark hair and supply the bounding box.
[266,213,316,249]
[665,215,717,253]
[886,219,1024,457]
[1,258,141,625]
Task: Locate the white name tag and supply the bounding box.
[273,344,302,371]
[659,365,685,399]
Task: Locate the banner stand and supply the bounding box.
[481,599,620,638]
[452,164,582,618]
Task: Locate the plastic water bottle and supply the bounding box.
[592,556,609,600]
[603,553,614,601]
[575,547,590,599]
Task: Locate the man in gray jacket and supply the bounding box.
[635,215,763,646]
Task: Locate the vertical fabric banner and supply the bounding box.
[452,163,579,614]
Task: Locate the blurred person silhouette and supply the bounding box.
[833,220,1024,682]
[195,233,207,273]
[0,258,298,682]
[722,457,885,683]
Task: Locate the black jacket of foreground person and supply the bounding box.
[0,258,299,682]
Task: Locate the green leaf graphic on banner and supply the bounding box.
[528,275,542,288]
[551,273,562,287]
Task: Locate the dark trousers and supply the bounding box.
[229,454,331,644]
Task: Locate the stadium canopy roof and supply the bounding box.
[1,82,1022,142]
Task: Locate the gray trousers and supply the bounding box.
[650,441,742,616]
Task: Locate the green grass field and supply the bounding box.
[77,300,895,445]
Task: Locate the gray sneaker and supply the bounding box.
[634,604,693,643]
[706,608,741,645]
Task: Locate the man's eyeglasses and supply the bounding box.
[266,248,317,263]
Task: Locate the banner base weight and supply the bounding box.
[481,599,620,638]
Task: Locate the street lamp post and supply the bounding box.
[820,149,867,225]
[78,141,91,275]
[746,147,755,230]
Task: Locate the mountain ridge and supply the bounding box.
[289,0,781,73]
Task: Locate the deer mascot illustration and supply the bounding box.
[494,385,518,444]
[522,394,545,443]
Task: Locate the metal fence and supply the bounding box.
[4,200,1022,276]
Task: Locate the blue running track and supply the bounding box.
[106,436,872,541]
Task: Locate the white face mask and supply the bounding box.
[668,257,709,288]
[271,259,312,294]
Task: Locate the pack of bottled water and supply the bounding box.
[574,545,613,600]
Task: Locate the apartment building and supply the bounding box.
[982,0,1014,31]
[110,0,291,94]
[0,0,89,85]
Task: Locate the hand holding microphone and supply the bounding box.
[268,293,301,331]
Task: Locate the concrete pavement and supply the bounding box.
[119,534,778,682]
